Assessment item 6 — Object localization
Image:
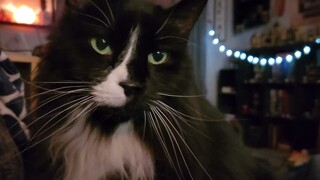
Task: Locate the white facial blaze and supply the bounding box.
[92,26,140,107]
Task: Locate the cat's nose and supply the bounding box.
[119,81,143,96]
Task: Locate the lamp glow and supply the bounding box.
[260,58,267,66]
[316,38,320,44]
[247,56,254,62]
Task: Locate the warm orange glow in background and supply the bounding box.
[3,3,37,24]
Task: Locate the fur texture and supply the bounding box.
[23,0,271,179]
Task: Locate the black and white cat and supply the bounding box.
[23,0,270,179]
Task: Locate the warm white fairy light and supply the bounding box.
[303,46,311,55]
[219,45,226,52]
[286,54,293,63]
[234,51,241,58]
[260,58,267,66]
[253,57,259,64]
[208,29,318,66]
[209,30,216,36]
[212,38,219,45]
[240,53,247,60]
[226,50,233,57]
[294,51,302,59]
[268,58,275,66]
[276,57,283,64]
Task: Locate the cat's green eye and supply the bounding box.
[148,51,169,65]
[90,37,112,55]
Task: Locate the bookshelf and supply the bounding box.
[217,43,320,152]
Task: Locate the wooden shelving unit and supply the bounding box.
[217,43,320,152]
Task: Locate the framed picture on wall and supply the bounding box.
[299,0,320,18]
[0,0,55,26]
[233,0,270,33]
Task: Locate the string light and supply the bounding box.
[208,29,319,66]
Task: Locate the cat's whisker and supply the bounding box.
[155,100,223,122]
[157,92,205,98]
[88,0,112,27]
[105,0,115,23]
[143,111,147,139]
[156,6,176,35]
[19,102,96,157]
[147,112,175,170]
[149,106,184,179]
[154,105,214,180]
[155,102,215,142]
[32,96,94,140]
[12,96,92,141]
[71,10,110,29]
[32,81,92,84]
[156,36,190,42]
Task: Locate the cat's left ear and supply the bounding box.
[166,0,207,37]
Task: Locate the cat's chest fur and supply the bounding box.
[50,110,154,180]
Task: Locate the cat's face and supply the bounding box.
[37,0,206,127]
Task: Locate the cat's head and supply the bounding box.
[39,0,207,119]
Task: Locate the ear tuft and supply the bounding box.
[169,0,207,37]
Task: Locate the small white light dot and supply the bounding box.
[303,46,311,55]
[209,30,215,36]
[234,51,241,58]
[226,50,233,57]
[219,45,226,52]
[247,56,254,62]
[294,51,302,59]
[253,57,259,64]
[260,58,267,66]
[286,54,293,63]
[316,38,320,44]
[240,53,247,60]
[212,38,219,45]
[268,58,275,66]
[276,57,283,64]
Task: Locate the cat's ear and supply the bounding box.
[166,0,207,37]
[65,0,88,9]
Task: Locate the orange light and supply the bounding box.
[3,3,37,24]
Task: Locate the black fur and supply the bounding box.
[23,0,271,179]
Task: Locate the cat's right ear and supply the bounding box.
[65,0,88,9]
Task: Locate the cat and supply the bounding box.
[23,0,270,179]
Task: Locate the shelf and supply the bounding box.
[6,52,40,80]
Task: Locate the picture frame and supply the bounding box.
[233,0,270,34]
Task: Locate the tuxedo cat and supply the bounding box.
[23,0,270,179]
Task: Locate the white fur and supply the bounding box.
[50,110,154,180]
[92,26,140,107]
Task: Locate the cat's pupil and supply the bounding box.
[96,38,107,50]
[152,52,165,62]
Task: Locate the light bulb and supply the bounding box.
[294,51,302,59]
[253,57,259,64]
[209,30,215,36]
[260,58,267,66]
[286,54,293,63]
[234,51,241,58]
[276,57,283,64]
[226,50,233,57]
[268,58,275,66]
[303,46,311,55]
[240,53,247,60]
[212,38,219,45]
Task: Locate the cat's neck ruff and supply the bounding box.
[50,109,154,180]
